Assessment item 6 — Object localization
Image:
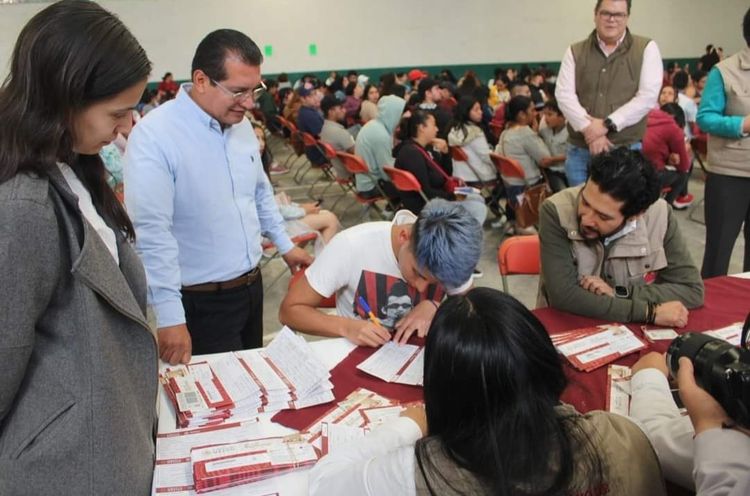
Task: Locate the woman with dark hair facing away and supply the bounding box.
[309,288,667,495]
[447,95,497,184]
[393,110,487,226]
[0,1,157,494]
[495,95,552,234]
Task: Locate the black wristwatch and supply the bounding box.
[614,285,630,298]
[603,117,618,134]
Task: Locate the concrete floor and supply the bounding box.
[259,134,746,344]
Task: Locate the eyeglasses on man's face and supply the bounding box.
[597,10,628,21]
[210,78,267,102]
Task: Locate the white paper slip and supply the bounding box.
[356,342,424,385]
[153,460,194,493]
[360,405,405,426]
[704,322,742,346]
[553,324,646,372]
[606,365,632,416]
[264,327,331,396]
[643,329,679,342]
[156,419,260,462]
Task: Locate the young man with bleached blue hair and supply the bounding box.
[280,199,482,347]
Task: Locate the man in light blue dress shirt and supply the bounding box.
[125,30,311,365]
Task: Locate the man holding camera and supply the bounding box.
[630,347,750,494]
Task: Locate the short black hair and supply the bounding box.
[595,0,631,14]
[692,69,707,83]
[661,103,686,129]
[507,95,533,123]
[672,71,689,91]
[588,148,660,218]
[191,29,263,82]
[744,7,750,45]
[543,98,562,115]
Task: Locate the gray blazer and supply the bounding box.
[0,168,158,495]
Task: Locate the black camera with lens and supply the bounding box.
[666,314,750,428]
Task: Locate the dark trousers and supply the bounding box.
[181,272,264,354]
[545,169,569,193]
[701,173,750,278]
[658,170,689,204]
[360,179,401,204]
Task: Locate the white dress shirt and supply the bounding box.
[694,427,750,496]
[58,163,119,263]
[629,368,695,490]
[556,34,663,133]
[125,84,292,327]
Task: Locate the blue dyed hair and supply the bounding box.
[411,199,482,289]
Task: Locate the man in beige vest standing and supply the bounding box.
[698,7,750,278]
[538,149,704,326]
[556,0,663,186]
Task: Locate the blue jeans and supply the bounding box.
[564,142,643,187]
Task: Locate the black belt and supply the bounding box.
[181,267,260,293]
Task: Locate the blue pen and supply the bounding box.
[358,296,385,329]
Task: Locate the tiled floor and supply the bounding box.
[259,133,745,343]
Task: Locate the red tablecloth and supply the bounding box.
[536,276,750,413]
[274,276,750,429]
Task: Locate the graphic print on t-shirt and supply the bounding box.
[353,270,445,329]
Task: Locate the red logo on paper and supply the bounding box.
[643,271,657,284]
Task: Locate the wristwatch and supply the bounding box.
[614,285,630,298]
[603,117,618,134]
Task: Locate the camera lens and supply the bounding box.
[667,332,750,428]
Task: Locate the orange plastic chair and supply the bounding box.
[288,267,336,308]
[383,166,429,203]
[497,234,540,293]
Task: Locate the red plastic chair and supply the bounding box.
[449,146,469,162]
[335,151,387,219]
[490,152,526,182]
[383,166,429,203]
[275,116,307,171]
[318,141,355,210]
[298,132,338,195]
[489,122,503,140]
[261,232,319,289]
[497,234,540,293]
[288,267,336,308]
[451,146,498,192]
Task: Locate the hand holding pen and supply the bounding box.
[343,296,390,347]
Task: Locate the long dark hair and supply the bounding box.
[396,109,434,142]
[452,95,480,140]
[506,95,533,124]
[416,288,604,495]
[0,0,151,240]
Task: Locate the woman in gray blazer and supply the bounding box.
[0,1,158,494]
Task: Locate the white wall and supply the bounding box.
[0,0,747,81]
